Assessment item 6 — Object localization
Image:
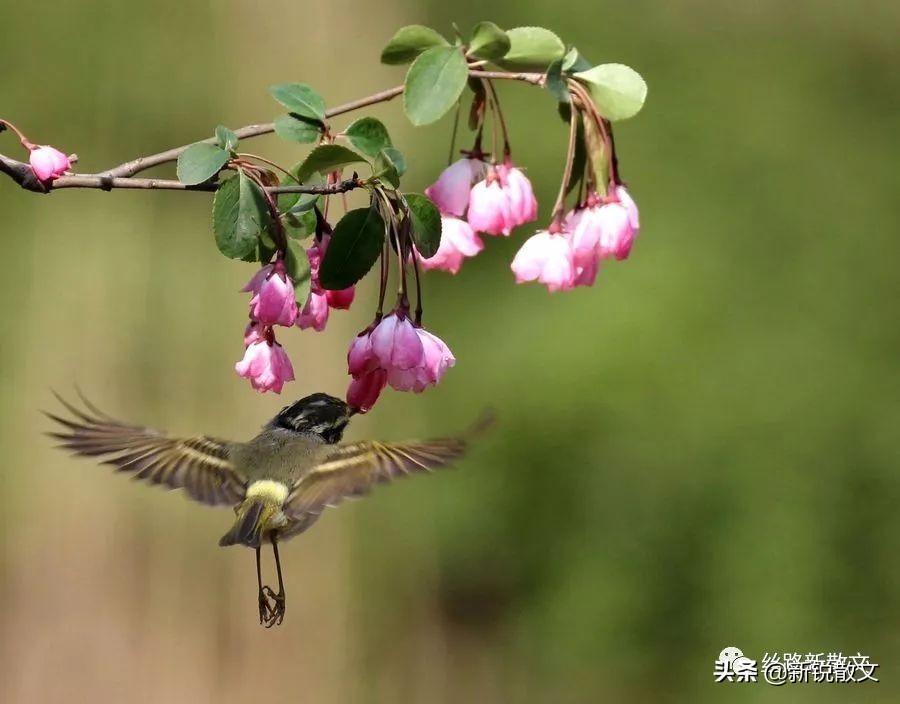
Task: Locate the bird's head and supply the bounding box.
[267,393,353,444]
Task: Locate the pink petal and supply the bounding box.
[425,158,482,217]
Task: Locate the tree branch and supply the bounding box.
[1,69,545,197]
[0,154,364,195]
[105,85,405,179]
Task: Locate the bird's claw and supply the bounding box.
[258,591,275,625]
[260,585,285,627]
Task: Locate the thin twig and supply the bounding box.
[0,160,363,194]
[104,85,405,179]
[1,69,544,197]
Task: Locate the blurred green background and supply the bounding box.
[1,1,898,702]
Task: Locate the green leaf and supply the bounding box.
[344,117,392,157]
[497,26,565,70]
[562,47,592,73]
[545,59,569,103]
[243,236,278,264]
[381,25,448,65]
[374,151,400,188]
[403,46,469,127]
[283,209,317,239]
[319,206,385,289]
[284,240,312,301]
[574,63,648,121]
[405,193,441,258]
[177,143,230,185]
[215,125,239,151]
[374,147,406,188]
[295,144,367,184]
[382,147,407,176]
[468,21,510,60]
[212,172,270,260]
[273,113,321,144]
[269,83,326,122]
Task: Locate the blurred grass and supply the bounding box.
[1,1,898,703]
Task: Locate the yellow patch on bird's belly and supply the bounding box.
[246,480,289,504]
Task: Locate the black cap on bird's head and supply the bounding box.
[268,392,352,443]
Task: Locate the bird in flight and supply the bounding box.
[47,391,485,627]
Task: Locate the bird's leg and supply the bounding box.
[256,546,273,625]
[262,535,286,627]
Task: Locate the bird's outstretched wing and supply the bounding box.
[284,413,493,517]
[46,392,247,506]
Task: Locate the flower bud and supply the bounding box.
[29,145,70,182]
[346,369,388,413]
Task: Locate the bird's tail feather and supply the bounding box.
[219,499,272,547]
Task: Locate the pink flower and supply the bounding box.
[425,158,483,217]
[235,335,295,394]
[596,202,636,261]
[29,145,70,182]
[347,330,378,377]
[346,369,387,413]
[387,329,455,392]
[616,185,640,231]
[566,209,601,288]
[243,262,298,327]
[416,215,484,274]
[467,168,514,236]
[297,290,329,331]
[510,229,577,292]
[307,240,324,278]
[325,286,355,309]
[573,254,599,287]
[370,313,424,371]
[345,314,455,402]
[498,164,538,226]
[244,320,265,346]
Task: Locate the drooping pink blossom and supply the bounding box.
[345,314,454,404]
[235,335,295,393]
[498,163,538,226]
[416,214,484,274]
[370,313,424,371]
[346,369,388,413]
[388,328,456,392]
[467,167,514,236]
[29,145,70,182]
[244,320,265,346]
[510,229,577,292]
[596,201,636,261]
[243,261,298,327]
[297,290,329,331]
[615,184,640,231]
[347,330,378,377]
[425,158,483,217]
[573,253,599,287]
